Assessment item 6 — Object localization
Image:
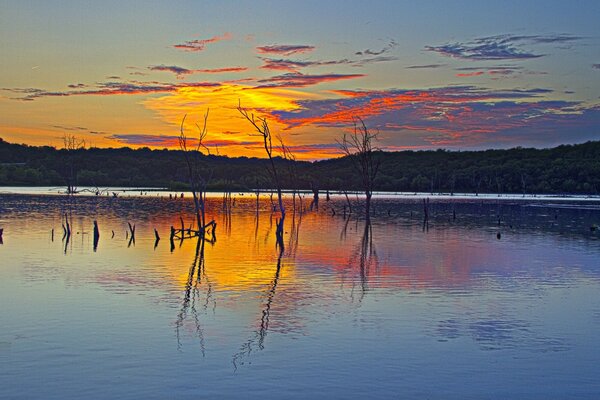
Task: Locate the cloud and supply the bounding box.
[198,67,248,74]
[3,80,220,101]
[353,55,398,66]
[52,125,107,136]
[456,71,485,77]
[259,55,395,72]
[173,32,232,52]
[593,64,600,69]
[280,142,342,155]
[426,34,581,61]
[259,57,353,71]
[149,65,192,77]
[109,133,261,148]
[455,66,522,71]
[454,66,547,79]
[269,85,600,149]
[256,44,315,56]
[272,86,554,128]
[149,65,248,78]
[256,72,365,88]
[67,83,89,89]
[405,64,447,69]
[355,39,397,56]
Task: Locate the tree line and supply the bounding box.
[1,137,599,195]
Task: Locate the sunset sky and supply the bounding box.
[1,1,599,160]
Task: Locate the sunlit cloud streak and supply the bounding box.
[259,58,352,71]
[256,44,315,56]
[456,71,485,77]
[3,80,220,101]
[149,65,248,78]
[270,86,600,148]
[109,133,261,148]
[259,55,395,71]
[426,34,582,61]
[272,86,554,127]
[173,32,232,52]
[455,66,522,71]
[405,64,447,69]
[255,72,365,88]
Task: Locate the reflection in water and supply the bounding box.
[341,219,379,303]
[1,193,600,397]
[233,246,284,370]
[175,230,217,355]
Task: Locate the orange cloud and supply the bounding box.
[456,71,485,77]
[142,83,321,158]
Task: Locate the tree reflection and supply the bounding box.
[232,245,284,370]
[175,235,215,354]
[346,220,378,303]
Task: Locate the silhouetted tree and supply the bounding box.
[179,110,211,231]
[238,102,286,248]
[62,134,85,195]
[337,117,380,221]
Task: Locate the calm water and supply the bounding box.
[1,192,600,399]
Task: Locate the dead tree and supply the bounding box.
[179,110,213,236]
[278,136,299,215]
[337,117,380,221]
[62,134,85,195]
[238,102,286,248]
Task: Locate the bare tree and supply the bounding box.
[337,117,380,221]
[237,102,286,248]
[278,135,299,214]
[179,110,212,233]
[62,134,85,195]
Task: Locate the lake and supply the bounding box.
[1,190,600,399]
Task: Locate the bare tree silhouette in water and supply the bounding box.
[61,134,85,195]
[238,102,287,250]
[337,117,380,222]
[178,110,216,237]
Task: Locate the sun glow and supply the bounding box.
[143,84,319,158]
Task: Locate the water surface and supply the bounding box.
[1,192,600,399]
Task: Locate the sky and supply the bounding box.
[1,0,599,160]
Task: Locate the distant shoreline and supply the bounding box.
[2,139,600,195]
[2,186,600,203]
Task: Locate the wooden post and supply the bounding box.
[93,220,100,252]
[154,228,160,249]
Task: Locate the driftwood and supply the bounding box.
[170,220,217,241]
[127,222,135,247]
